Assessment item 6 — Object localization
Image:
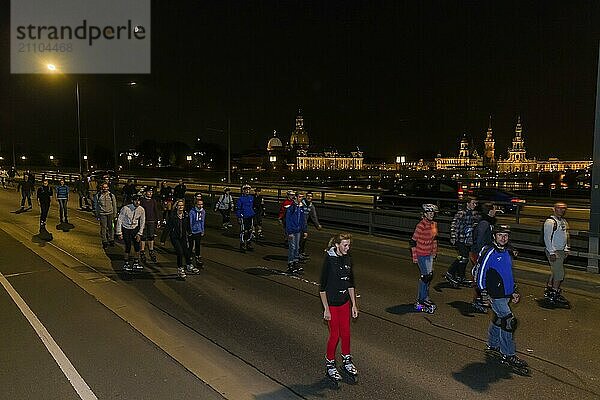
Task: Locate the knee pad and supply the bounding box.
[420,273,433,284]
[492,312,518,332]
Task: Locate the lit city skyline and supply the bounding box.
[1,1,600,164]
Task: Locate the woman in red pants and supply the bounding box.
[319,232,359,383]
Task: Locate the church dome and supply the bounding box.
[289,110,310,149]
[267,131,283,151]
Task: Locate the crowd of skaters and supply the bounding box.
[2,170,576,379]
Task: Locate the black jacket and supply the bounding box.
[163,211,191,241]
[319,248,355,306]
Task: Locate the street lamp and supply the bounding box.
[47,63,83,175]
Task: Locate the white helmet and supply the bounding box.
[241,184,252,190]
[422,203,439,213]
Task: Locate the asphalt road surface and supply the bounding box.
[0,188,599,399]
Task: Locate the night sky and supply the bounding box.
[1,1,600,162]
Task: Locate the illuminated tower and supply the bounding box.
[507,116,527,162]
[289,109,310,151]
[458,132,470,158]
[483,115,496,166]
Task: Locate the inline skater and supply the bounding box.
[470,202,498,313]
[409,204,438,314]
[278,190,296,241]
[299,191,322,261]
[252,187,265,239]
[55,178,70,224]
[189,193,205,268]
[116,194,145,272]
[446,196,479,287]
[320,233,359,385]
[162,199,199,279]
[285,192,307,273]
[159,180,174,222]
[93,182,117,249]
[543,202,571,307]
[37,179,53,227]
[474,225,529,374]
[214,187,233,229]
[139,186,160,263]
[236,184,255,252]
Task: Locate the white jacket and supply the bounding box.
[116,204,146,236]
[544,216,569,255]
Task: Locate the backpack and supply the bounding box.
[539,216,557,246]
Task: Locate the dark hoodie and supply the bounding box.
[473,213,497,255]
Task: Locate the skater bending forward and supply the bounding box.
[319,233,359,383]
[474,224,528,370]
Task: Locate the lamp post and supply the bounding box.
[207,118,232,183]
[112,81,137,169]
[47,64,83,174]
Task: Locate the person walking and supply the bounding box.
[162,199,199,279]
[37,179,53,227]
[139,186,160,263]
[446,196,479,287]
[474,224,528,372]
[299,191,322,260]
[17,176,33,210]
[409,204,439,314]
[236,184,256,252]
[285,192,307,273]
[93,182,118,249]
[189,193,206,268]
[543,202,571,306]
[55,178,70,224]
[252,187,265,239]
[320,233,359,384]
[214,187,233,229]
[116,194,145,272]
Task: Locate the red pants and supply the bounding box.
[326,301,351,360]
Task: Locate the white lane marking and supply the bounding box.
[74,216,97,225]
[0,272,98,400]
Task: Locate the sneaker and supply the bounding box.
[501,354,528,368]
[195,256,204,268]
[544,286,553,299]
[326,359,342,381]
[123,261,132,272]
[185,264,200,274]
[246,242,254,251]
[177,267,187,279]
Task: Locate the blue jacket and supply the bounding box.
[189,207,205,234]
[285,203,307,234]
[55,185,69,200]
[235,194,255,218]
[474,244,515,298]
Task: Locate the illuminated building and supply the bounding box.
[435,116,592,173]
[266,110,364,170]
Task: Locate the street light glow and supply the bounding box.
[49,155,54,160]
[83,155,88,160]
[47,64,57,71]
[21,155,26,160]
